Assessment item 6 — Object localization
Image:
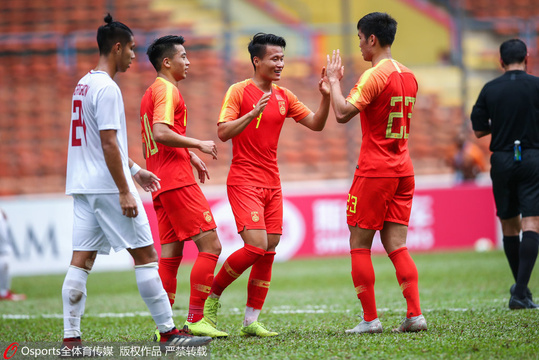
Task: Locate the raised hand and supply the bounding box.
[319,66,330,96]
[326,49,345,83]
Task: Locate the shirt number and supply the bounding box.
[142,113,159,158]
[71,100,86,147]
[386,96,415,139]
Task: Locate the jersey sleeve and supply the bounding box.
[470,86,491,132]
[346,68,383,112]
[95,85,122,130]
[284,88,312,122]
[218,84,243,124]
[152,80,177,126]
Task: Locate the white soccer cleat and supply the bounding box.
[345,318,383,334]
[392,314,427,333]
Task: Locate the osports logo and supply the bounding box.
[3,342,18,360]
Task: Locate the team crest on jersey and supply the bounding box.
[278,101,286,115]
[251,211,260,223]
[203,211,212,223]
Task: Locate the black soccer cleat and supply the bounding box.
[509,284,539,309]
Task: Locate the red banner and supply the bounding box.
[144,184,498,262]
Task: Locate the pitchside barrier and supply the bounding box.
[0,178,497,276]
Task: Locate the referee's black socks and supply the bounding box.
[514,231,539,298]
[503,235,520,282]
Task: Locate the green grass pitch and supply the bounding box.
[2,250,539,359]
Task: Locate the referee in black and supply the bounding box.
[471,38,539,309]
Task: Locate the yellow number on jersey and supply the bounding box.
[386,96,415,139]
[142,114,159,158]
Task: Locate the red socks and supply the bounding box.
[211,244,266,296]
[158,256,182,306]
[389,247,422,318]
[159,327,179,342]
[247,251,276,309]
[350,248,378,321]
[187,252,218,323]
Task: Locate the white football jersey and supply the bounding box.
[66,70,136,195]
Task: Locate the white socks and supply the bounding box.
[135,262,175,333]
[243,306,261,327]
[63,262,176,338]
[62,266,89,339]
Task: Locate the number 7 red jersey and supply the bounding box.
[346,58,417,177]
[218,79,312,188]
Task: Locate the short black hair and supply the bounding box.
[96,13,133,55]
[248,33,286,70]
[500,39,527,66]
[357,12,397,47]
[146,35,186,71]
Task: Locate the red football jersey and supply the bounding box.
[140,77,196,199]
[218,79,312,188]
[347,59,417,177]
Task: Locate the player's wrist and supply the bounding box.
[130,163,141,176]
[249,109,258,119]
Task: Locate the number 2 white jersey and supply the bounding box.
[66,70,136,195]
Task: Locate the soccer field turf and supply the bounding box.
[2,250,539,359]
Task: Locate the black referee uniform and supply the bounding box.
[471,69,539,309]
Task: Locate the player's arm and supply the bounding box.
[474,130,491,138]
[189,151,210,184]
[153,123,217,159]
[470,87,491,139]
[100,129,138,218]
[298,67,331,132]
[128,158,161,193]
[218,92,271,142]
[326,50,360,123]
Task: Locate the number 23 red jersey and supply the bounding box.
[218,79,311,188]
[347,59,417,177]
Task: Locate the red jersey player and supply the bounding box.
[206,33,330,337]
[140,35,227,338]
[326,12,427,334]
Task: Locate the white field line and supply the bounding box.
[1,303,511,320]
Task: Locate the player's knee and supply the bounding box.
[212,241,222,255]
[195,230,222,255]
[129,245,158,265]
[521,217,539,233]
[204,239,222,256]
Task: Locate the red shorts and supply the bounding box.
[153,185,217,244]
[347,176,415,230]
[227,185,283,234]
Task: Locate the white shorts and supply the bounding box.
[72,193,154,255]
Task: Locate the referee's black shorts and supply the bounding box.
[490,149,539,219]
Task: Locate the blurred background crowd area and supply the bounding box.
[0,0,538,195]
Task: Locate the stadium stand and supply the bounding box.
[2,0,528,195]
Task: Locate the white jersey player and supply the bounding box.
[62,14,211,352]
